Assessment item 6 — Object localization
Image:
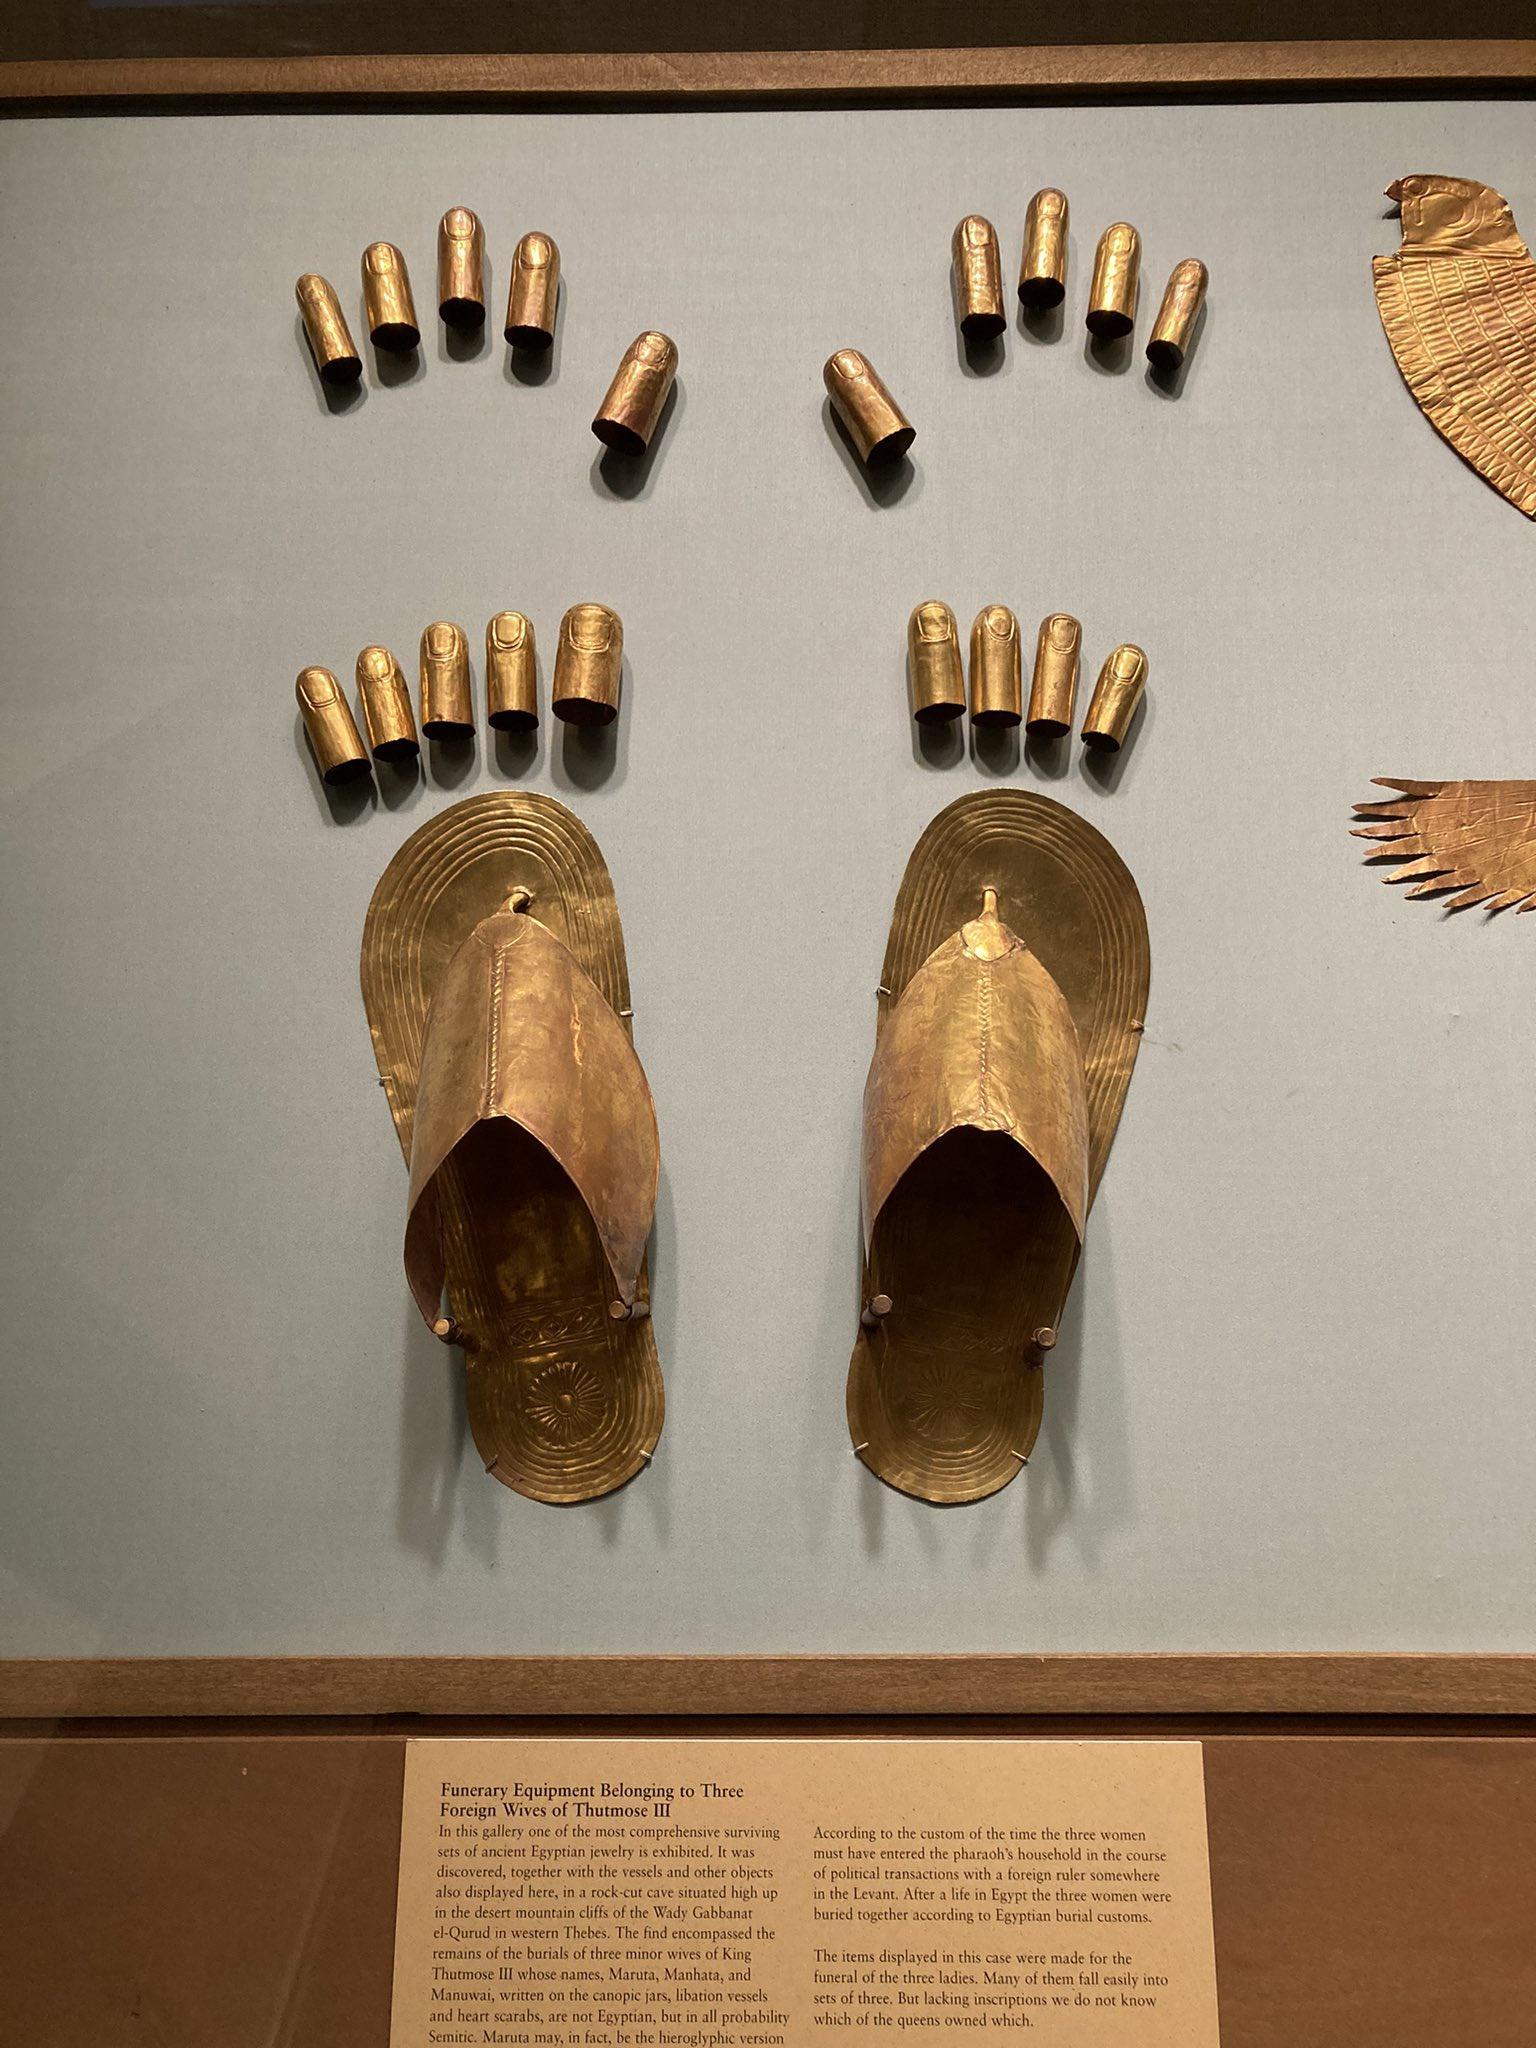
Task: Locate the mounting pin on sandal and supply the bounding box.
[609,1298,652,1323]
[861,1293,894,1328]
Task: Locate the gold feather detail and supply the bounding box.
[1353,780,1536,912]
[1373,174,1536,519]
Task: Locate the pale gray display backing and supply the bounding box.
[1,102,1533,1660]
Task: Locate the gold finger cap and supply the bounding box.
[296,666,370,783]
[907,602,965,724]
[1019,189,1069,311]
[1082,644,1147,750]
[1147,259,1208,370]
[552,603,623,726]
[362,241,420,352]
[1086,223,1140,340]
[505,232,561,351]
[592,331,677,455]
[486,611,538,731]
[951,216,1006,341]
[823,349,915,466]
[355,645,420,761]
[419,621,474,738]
[295,274,362,387]
[1026,613,1081,738]
[437,208,486,331]
[969,606,1022,727]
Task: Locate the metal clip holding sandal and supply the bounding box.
[361,793,663,1503]
[847,791,1150,1505]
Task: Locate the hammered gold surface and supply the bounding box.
[846,792,1149,1505]
[360,794,663,1502]
[1373,174,1536,518]
[1353,778,1536,911]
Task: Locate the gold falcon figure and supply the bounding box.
[1373,174,1536,519]
[1353,780,1536,912]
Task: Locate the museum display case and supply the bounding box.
[0,15,1532,2043]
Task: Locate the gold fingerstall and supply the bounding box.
[1082,644,1148,751]
[486,611,538,731]
[1086,223,1140,340]
[504,231,561,351]
[552,603,623,726]
[362,241,420,352]
[419,621,475,738]
[437,208,486,331]
[907,602,966,725]
[355,645,420,762]
[823,349,915,466]
[1146,258,1208,370]
[1018,189,1069,311]
[1026,613,1081,738]
[968,606,1023,727]
[295,274,362,387]
[592,331,677,455]
[951,216,1006,341]
[296,667,370,783]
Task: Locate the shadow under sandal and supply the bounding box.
[847,790,1149,1504]
[361,792,663,1502]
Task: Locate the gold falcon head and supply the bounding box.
[1385,174,1526,257]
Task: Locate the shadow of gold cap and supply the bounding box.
[505,232,561,351]
[1086,223,1140,340]
[362,241,419,352]
[592,332,677,454]
[552,603,623,726]
[1026,614,1081,737]
[951,217,1006,341]
[1019,189,1069,310]
[969,606,1022,727]
[908,602,965,724]
[356,646,419,761]
[295,274,362,387]
[823,349,915,466]
[420,621,474,738]
[1082,645,1147,750]
[296,667,370,783]
[486,612,538,731]
[437,208,485,331]
[1147,259,1208,370]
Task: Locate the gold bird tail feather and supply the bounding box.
[1353,779,1536,911]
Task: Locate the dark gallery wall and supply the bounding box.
[1,0,1531,64]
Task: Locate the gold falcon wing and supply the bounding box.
[1353,779,1536,911]
[1373,241,1536,518]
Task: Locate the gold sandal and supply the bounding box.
[847,791,1149,1504]
[361,793,662,1502]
